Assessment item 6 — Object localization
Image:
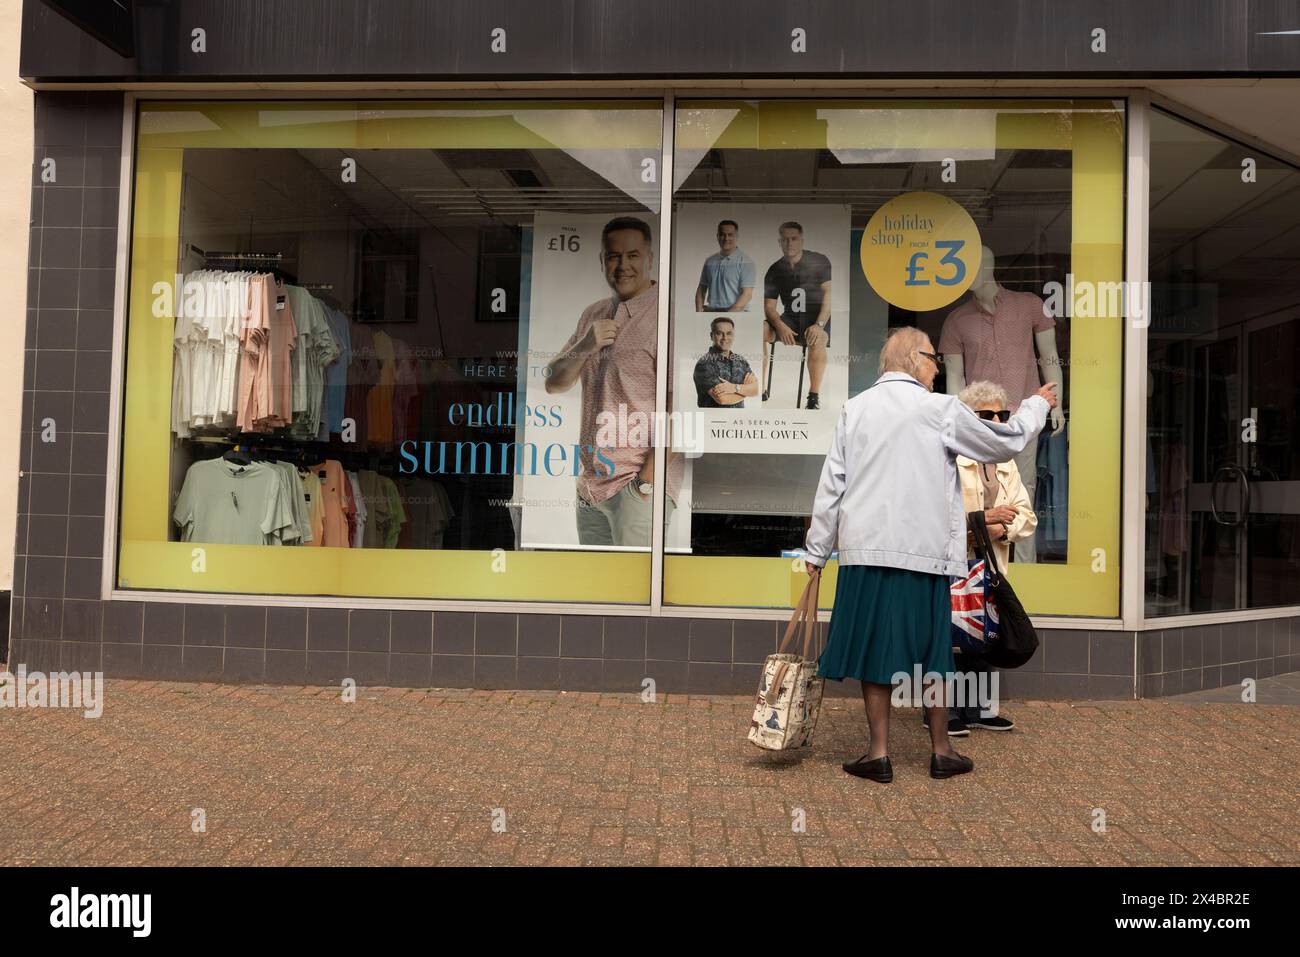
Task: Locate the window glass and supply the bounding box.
[665,99,1124,615]
[1146,109,1300,615]
[119,101,664,602]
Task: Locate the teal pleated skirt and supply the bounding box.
[818,565,954,685]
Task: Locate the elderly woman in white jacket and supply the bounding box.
[804,327,1056,783]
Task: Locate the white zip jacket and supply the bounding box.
[804,372,1049,576]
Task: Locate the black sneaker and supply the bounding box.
[921,715,970,737]
[805,392,820,410]
[968,714,1015,731]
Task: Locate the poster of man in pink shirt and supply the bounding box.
[521,212,689,552]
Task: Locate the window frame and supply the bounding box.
[1134,93,1300,631]
[100,87,1139,627]
[663,96,1128,618]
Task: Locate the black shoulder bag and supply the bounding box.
[967,510,1040,669]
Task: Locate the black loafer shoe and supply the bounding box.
[929,751,974,780]
[843,755,893,783]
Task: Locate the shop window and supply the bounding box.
[118,101,663,603]
[1147,109,1300,616]
[664,100,1125,616]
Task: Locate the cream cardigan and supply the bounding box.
[956,455,1037,572]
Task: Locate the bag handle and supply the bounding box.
[776,580,810,655]
[777,574,822,661]
[801,575,821,660]
[966,510,1004,587]
[766,661,790,703]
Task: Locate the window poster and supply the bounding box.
[517,211,692,552]
[671,204,851,456]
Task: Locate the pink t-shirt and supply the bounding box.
[237,275,271,431]
[258,278,298,429]
[938,288,1055,411]
[559,282,683,505]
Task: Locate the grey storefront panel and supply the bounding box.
[19,0,1300,83]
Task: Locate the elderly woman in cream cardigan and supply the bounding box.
[957,380,1038,573]
[930,379,1039,738]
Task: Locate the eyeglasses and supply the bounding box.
[918,351,944,367]
[976,409,1012,423]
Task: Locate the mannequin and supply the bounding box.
[941,246,1064,564]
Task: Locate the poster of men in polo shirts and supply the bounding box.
[672,204,850,456]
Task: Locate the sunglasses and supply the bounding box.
[918,351,944,367]
[976,409,1012,423]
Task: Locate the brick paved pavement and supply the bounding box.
[1170,670,1300,706]
[1,679,1297,866]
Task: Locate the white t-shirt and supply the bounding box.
[172,270,255,435]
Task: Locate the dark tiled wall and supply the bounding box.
[817,627,1138,701]
[10,92,120,670]
[16,607,780,694]
[7,93,1297,701]
[9,602,1150,700]
[1138,617,1299,697]
[1003,629,1137,701]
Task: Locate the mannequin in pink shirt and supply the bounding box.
[939,246,1064,564]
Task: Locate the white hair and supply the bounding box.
[958,380,1010,410]
[878,326,930,378]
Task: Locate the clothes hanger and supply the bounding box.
[223,443,252,466]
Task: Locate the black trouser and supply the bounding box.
[950,651,990,723]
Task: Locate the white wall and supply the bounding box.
[0,0,33,593]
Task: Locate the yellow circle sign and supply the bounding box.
[860,192,982,312]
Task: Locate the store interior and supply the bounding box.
[676,135,1076,564]
[1146,107,1300,614]
[168,143,648,551]
[165,117,1080,563]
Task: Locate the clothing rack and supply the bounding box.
[301,282,341,309]
[189,245,297,283]
[188,244,286,263]
[192,433,402,474]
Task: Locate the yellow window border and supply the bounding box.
[118,100,664,603]
[664,99,1125,617]
[118,97,1123,615]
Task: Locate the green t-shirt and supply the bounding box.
[381,475,407,549]
[174,459,297,545]
[271,460,312,545]
[358,470,389,548]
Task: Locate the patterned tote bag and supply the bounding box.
[748,577,824,751]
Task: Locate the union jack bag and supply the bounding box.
[950,510,1040,668]
[950,557,1000,657]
